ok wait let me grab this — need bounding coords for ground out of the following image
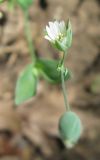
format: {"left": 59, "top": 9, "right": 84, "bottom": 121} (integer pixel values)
{"left": 0, "top": 0, "right": 100, "bottom": 159}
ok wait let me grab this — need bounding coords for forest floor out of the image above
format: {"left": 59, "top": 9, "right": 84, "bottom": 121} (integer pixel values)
{"left": 0, "top": 0, "right": 100, "bottom": 159}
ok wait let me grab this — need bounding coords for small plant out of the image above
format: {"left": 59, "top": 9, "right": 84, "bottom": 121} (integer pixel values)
{"left": 0, "top": 0, "right": 83, "bottom": 148}
{"left": 45, "top": 20, "right": 82, "bottom": 148}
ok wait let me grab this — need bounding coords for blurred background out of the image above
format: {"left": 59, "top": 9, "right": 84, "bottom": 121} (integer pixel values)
{"left": 0, "top": 0, "right": 100, "bottom": 159}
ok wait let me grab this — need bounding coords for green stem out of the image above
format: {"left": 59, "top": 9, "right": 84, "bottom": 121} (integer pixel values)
{"left": 60, "top": 52, "right": 66, "bottom": 66}
{"left": 61, "top": 66, "right": 70, "bottom": 111}
{"left": 60, "top": 51, "right": 70, "bottom": 111}
{"left": 23, "top": 10, "right": 36, "bottom": 64}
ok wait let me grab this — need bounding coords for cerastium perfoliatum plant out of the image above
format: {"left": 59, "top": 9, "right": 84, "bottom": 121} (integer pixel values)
{"left": 0, "top": 0, "right": 83, "bottom": 148}
{"left": 45, "top": 20, "right": 82, "bottom": 148}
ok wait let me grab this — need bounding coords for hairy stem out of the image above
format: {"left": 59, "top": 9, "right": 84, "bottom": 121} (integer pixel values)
{"left": 23, "top": 10, "right": 36, "bottom": 64}
{"left": 60, "top": 52, "right": 70, "bottom": 111}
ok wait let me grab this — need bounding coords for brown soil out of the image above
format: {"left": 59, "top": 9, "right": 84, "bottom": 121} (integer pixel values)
{"left": 0, "top": 0, "right": 100, "bottom": 160}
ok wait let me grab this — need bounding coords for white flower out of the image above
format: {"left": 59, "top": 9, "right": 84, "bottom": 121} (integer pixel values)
{"left": 45, "top": 20, "right": 72, "bottom": 51}
{"left": 45, "top": 21, "right": 66, "bottom": 42}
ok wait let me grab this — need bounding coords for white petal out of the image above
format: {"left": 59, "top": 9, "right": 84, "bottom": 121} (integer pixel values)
{"left": 54, "top": 21, "right": 60, "bottom": 34}
{"left": 45, "top": 20, "right": 67, "bottom": 42}
{"left": 46, "top": 27, "right": 55, "bottom": 40}
{"left": 59, "top": 21, "right": 66, "bottom": 33}
{"left": 49, "top": 22, "right": 58, "bottom": 39}
{"left": 49, "top": 22, "right": 54, "bottom": 28}
{"left": 44, "top": 35, "right": 52, "bottom": 41}
{"left": 48, "top": 21, "right": 59, "bottom": 39}
{"left": 46, "top": 26, "right": 53, "bottom": 38}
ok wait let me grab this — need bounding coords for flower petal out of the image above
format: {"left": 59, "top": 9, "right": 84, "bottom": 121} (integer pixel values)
{"left": 44, "top": 35, "right": 52, "bottom": 41}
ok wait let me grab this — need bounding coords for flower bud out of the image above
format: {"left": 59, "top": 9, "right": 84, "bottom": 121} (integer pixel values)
{"left": 59, "top": 111, "right": 83, "bottom": 148}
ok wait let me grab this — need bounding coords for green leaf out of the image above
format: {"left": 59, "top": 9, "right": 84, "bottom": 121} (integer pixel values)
{"left": 15, "top": 64, "right": 38, "bottom": 105}
{"left": 35, "top": 58, "right": 71, "bottom": 84}
{"left": 0, "top": 0, "right": 4, "bottom": 4}
{"left": 18, "top": 0, "right": 33, "bottom": 10}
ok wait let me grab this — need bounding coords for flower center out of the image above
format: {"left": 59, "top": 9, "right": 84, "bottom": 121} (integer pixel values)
{"left": 56, "top": 33, "right": 64, "bottom": 41}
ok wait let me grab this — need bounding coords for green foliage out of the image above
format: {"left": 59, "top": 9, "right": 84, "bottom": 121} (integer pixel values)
{"left": 18, "top": 0, "right": 33, "bottom": 10}
{"left": 0, "top": 0, "right": 33, "bottom": 10}
{"left": 35, "top": 58, "right": 71, "bottom": 84}
{"left": 59, "top": 111, "right": 82, "bottom": 148}
{"left": 15, "top": 58, "right": 71, "bottom": 105}
{"left": 0, "top": 0, "right": 4, "bottom": 4}
{"left": 15, "top": 64, "right": 38, "bottom": 105}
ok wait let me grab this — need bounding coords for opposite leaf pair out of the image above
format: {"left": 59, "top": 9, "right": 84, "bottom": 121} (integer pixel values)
{"left": 15, "top": 19, "right": 83, "bottom": 149}
{"left": 15, "top": 58, "right": 71, "bottom": 105}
